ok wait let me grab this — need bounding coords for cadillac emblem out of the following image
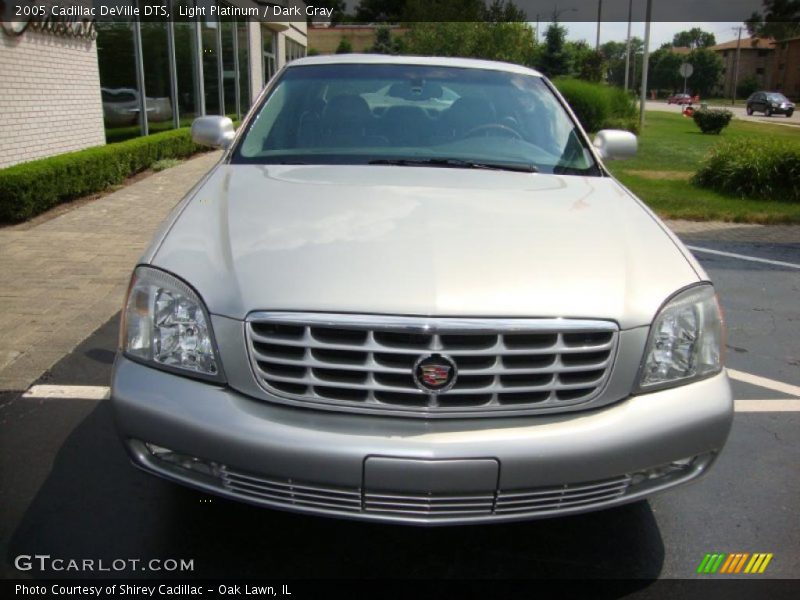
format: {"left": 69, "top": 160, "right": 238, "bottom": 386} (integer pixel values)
{"left": 413, "top": 354, "right": 457, "bottom": 393}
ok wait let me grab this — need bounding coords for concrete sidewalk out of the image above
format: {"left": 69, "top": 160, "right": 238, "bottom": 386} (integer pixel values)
{"left": 0, "top": 155, "right": 798, "bottom": 391}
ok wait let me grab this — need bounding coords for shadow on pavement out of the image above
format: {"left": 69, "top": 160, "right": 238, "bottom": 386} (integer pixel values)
{"left": 6, "top": 399, "right": 665, "bottom": 583}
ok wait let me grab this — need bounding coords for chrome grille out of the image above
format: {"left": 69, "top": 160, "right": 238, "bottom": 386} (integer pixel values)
{"left": 363, "top": 491, "right": 495, "bottom": 517}
{"left": 219, "top": 466, "right": 631, "bottom": 520}
{"left": 495, "top": 475, "right": 632, "bottom": 515}
{"left": 245, "top": 312, "right": 618, "bottom": 416}
{"left": 220, "top": 467, "right": 362, "bottom": 513}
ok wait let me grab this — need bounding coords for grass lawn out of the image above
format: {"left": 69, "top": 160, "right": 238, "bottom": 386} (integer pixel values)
{"left": 606, "top": 111, "right": 800, "bottom": 224}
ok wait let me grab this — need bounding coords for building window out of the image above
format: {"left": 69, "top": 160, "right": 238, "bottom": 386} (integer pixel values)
{"left": 141, "top": 21, "right": 176, "bottom": 135}
{"left": 236, "top": 19, "right": 251, "bottom": 113}
{"left": 756, "top": 67, "right": 765, "bottom": 75}
{"left": 778, "top": 63, "right": 785, "bottom": 71}
{"left": 201, "top": 17, "right": 221, "bottom": 115}
{"left": 285, "top": 38, "right": 305, "bottom": 64}
{"left": 174, "top": 15, "right": 202, "bottom": 125}
{"left": 96, "top": 21, "right": 141, "bottom": 143}
{"left": 262, "top": 26, "right": 277, "bottom": 84}
{"left": 95, "top": 1, "right": 256, "bottom": 141}
{"left": 757, "top": 49, "right": 768, "bottom": 57}
{"left": 221, "top": 18, "right": 237, "bottom": 119}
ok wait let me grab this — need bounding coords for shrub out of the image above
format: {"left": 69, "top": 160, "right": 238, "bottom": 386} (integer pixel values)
{"left": 693, "top": 139, "right": 800, "bottom": 202}
{"left": 553, "top": 78, "right": 611, "bottom": 132}
{"left": 335, "top": 37, "right": 352, "bottom": 54}
{"left": 692, "top": 108, "right": 733, "bottom": 134}
{"left": 601, "top": 117, "right": 639, "bottom": 135}
{"left": 0, "top": 128, "right": 205, "bottom": 223}
{"left": 553, "top": 78, "right": 637, "bottom": 133}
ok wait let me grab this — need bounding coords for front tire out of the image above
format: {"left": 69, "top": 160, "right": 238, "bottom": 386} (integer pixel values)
{"left": 787, "top": 110, "right": 794, "bottom": 118}
{"left": 746, "top": 105, "right": 753, "bottom": 115}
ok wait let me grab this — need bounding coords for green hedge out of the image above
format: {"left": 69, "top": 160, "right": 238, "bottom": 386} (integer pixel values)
{"left": 0, "top": 128, "right": 206, "bottom": 223}
{"left": 693, "top": 139, "right": 800, "bottom": 203}
{"left": 692, "top": 108, "right": 733, "bottom": 134}
{"left": 553, "top": 78, "right": 638, "bottom": 134}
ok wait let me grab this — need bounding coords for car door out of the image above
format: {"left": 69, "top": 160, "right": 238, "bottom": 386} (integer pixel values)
{"left": 755, "top": 93, "right": 766, "bottom": 111}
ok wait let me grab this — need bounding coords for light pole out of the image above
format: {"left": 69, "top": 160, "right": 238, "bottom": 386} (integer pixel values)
{"left": 596, "top": 0, "right": 603, "bottom": 51}
{"left": 639, "top": 0, "right": 653, "bottom": 130}
{"left": 623, "top": 0, "right": 633, "bottom": 90}
{"left": 732, "top": 26, "right": 743, "bottom": 105}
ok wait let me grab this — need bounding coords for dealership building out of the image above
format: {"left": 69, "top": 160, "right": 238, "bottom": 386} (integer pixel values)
{"left": 0, "top": 1, "right": 307, "bottom": 169}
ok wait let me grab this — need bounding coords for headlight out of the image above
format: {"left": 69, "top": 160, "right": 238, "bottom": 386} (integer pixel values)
{"left": 121, "top": 266, "right": 224, "bottom": 382}
{"left": 637, "top": 284, "right": 724, "bottom": 391}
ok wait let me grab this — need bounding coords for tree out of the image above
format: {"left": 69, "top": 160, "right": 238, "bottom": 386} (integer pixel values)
{"left": 404, "top": 22, "right": 537, "bottom": 66}
{"left": 367, "top": 25, "right": 406, "bottom": 54}
{"left": 483, "top": 0, "right": 526, "bottom": 22}
{"left": 355, "top": 0, "right": 406, "bottom": 21}
{"left": 564, "top": 40, "right": 605, "bottom": 82}
{"left": 746, "top": 0, "right": 800, "bottom": 41}
{"left": 672, "top": 28, "right": 716, "bottom": 49}
{"left": 686, "top": 48, "right": 724, "bottom": 97}
{"left": 357, "top": 0, "right": 486, "bottom": 22}
{"left": 578, "top": 49, "right": 607, "bottom": 83}
{"left": 648, "top": 47, "right": 684, "bottom": 93}
{"left": 538, "top": 21, "right": 571, "bottom": 78}
{"left": 601, "top": 38, "right": 642, "bottom": 88}
{"left": 335, "top": 37, "right": 353, "bottom": 54}
{"left": 737, "top": 75, "right": 759, "bottom": 98}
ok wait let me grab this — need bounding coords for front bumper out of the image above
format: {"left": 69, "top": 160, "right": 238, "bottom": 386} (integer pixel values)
{"left": 112, "top": 356, "right": 733, "bottom": 525}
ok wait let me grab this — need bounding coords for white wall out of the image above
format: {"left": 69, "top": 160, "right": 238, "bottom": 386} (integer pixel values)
{"left": 0, "top": 30, "right": 105, "bottom": 169}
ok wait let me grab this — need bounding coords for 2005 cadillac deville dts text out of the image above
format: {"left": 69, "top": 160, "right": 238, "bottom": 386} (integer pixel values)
{"left": 111, "top": 55, "right": 733, "bottom": 525}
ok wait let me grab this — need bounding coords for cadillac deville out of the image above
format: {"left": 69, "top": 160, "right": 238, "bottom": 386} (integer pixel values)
{"left": 112, "top": 55, "right": 733, "bottom": 525}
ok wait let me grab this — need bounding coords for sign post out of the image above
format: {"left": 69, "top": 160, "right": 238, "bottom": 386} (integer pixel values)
{"left": 679, "top": 62, "right": 694, "bottom": 95}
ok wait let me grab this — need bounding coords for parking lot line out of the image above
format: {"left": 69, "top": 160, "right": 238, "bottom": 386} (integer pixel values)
{"left": 735, "top": 400, "right": 800, "bottom": 412}
{"left": 22, "top": 385, "right": 110, "bottom": 400}
{"left": 687, "top": 245, "right": 800, "bottom": 270}
{"left": 727, "top": 369, "right": 800, "bottom": 397}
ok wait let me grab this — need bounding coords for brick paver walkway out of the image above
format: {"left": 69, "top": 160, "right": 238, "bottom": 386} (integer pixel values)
{"left": 0, "top": 152, "right": 220, "bottom": 390}
{"left": 0, "top": 156, "right": 798, "bottom": 391}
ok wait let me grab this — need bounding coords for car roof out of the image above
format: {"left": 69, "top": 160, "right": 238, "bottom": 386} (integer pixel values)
{"left": 286, "top": 53, "right": 544, "bottom": 78}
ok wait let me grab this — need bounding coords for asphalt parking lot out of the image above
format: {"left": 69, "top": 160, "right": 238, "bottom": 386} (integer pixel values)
{"left": 1, "top": 239, "right": 798, "bottom": 584}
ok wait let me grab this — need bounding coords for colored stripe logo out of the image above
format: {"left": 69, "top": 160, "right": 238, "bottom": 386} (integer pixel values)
{"left": 697, "top": 553, "right": 773, "bottom": 574}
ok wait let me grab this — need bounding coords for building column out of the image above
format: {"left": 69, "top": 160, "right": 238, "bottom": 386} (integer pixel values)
{"left": 247, "top": 20, "right": 263, "bottom": 103}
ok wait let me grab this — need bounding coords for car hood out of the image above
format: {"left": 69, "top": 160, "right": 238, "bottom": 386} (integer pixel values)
{"left": 150, "top": 164, "right": 699, "bottom": 329}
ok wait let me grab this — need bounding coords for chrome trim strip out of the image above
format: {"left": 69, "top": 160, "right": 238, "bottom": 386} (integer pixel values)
{"left": 247, "top": 311, "right": 618, "bottom": 334}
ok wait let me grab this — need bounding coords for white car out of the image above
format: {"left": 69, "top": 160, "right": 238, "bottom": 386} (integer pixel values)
{"left": 112, "top": 55, "right": 733, "bottom": 525}
{"left": 101, "top": 87, "right": 173, "bottom": 126}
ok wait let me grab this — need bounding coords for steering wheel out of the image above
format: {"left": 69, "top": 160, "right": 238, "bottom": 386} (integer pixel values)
{"left": 464, "top": 123, "right": 523, "bottom": 140}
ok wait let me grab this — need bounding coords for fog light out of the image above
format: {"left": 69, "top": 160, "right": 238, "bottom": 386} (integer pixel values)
{"left": 145, "top": 442, "right": 221, "bottom": 478}
{"left": 630, "top": 456, "right": 697, "bottom": 486}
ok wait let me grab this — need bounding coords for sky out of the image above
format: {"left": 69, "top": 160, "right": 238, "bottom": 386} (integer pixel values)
{"left": 536, "top": 21, "right": 747, "bottom": 48}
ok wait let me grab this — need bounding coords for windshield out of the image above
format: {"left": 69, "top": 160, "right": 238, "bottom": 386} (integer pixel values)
{"left": 766, "top": 93, "right": 789, "bottom": 102}
{"left": 232, "top": 63, "right": 600, "bottom": 175}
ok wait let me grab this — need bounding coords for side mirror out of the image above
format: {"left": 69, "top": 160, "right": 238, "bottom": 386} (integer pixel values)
{"left": 593, "top": 129, "right": 637, "bottom": 161}
{"left": 191, "top": 116, "right": 235, "bottom": 149}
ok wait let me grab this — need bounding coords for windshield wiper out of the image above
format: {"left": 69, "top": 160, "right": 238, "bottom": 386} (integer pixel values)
{"left": 368, "top": 158, "right": 537, "bottom": 173}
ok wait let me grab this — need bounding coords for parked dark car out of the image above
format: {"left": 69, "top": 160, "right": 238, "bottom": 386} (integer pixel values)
{"left": 746, "top": 91, "right": 795, "bottom": 117}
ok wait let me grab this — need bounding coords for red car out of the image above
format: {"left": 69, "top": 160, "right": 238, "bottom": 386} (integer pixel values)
{"left": 667, "top": 93, "right": 698, "bottom": 105}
